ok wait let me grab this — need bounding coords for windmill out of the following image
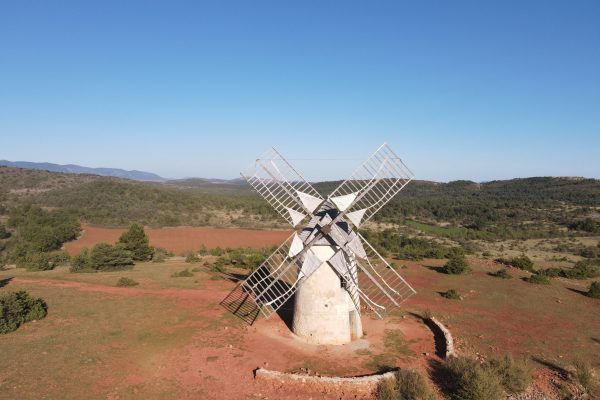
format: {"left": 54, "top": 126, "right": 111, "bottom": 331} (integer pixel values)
{"left": 222, "top": 143, "right": 416, "bottom": 345}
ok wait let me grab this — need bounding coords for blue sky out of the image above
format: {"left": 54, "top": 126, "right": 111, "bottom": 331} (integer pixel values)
{"left": 1, "top": 1, "right": 598, "bottom": 181}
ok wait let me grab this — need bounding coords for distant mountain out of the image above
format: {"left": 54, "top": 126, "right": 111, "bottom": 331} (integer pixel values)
{"left": 0, "top": 160, "right": 165, "bottom": 182}
{"left": 167, "top": 177, "right": 246, "bottom": 186}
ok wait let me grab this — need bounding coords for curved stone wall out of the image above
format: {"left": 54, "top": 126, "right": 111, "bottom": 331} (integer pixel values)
{"left": 255, "top": 367, "right": 398, "bottom": 399}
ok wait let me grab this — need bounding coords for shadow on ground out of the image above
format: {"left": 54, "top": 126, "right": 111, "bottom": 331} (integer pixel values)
{"left": 408, "top": 311, "right": 446, "bottom": 359}
{"left": 0, "top": 277, "right": 13, "bottom": 288}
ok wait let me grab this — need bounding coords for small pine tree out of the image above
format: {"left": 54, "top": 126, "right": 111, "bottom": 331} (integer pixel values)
{"left": 90, "top": 243, "right": 134, "bottom": 270}
{"left": 118, "top": 224, "right": 153, "bottom": 261}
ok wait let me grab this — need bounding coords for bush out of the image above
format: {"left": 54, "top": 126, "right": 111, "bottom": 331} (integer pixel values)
{"left": 587, "top": 281, "right": 600, "bottom": 299}
{"left": 496, "top": 255, "right": 534, "bottom": 272}
{"left": 441, "top": 254, "right": 471, "bottom": 275}
{"left": 116, "top": 277, "right": 139, "bottom": 287}
{"left": 90, "top": 243, "right": 134, "bottom": 270}
{"left": 6, "top": 205, "right": 80, "bottom": 257}
{"left": 0, "top": 290, "right": 48, "bottom": 334}
{"left": 376, "top": 369, "right": 434, "bottom": 400}
{"left": 444, "top": 356, "right": 505, "bottom": 400}
{"left": 362, "top": 229, "right": 464, "bottom": 261}
{"left": 70, "top": 248, "right": 94, "bottom": 272}
{"left": 490, "top": 269, "right": 512, "bottom": 279}
{"left": 48, "top": 250, "right": 70, "bottom": 266}
{"left": 524, "top": 274, "right": 551, "bottom": 285}
{"left": 117, "top": 223, "right": 153, "bottom": 261}
{"left": 24, "top": 252, "right": 52, "bottom": 271}
{"left": 487, "top": 355, "right": 532, "bottom": 394}
{"left": 539, "top": 259, "right": 600, "bottom": 280}
{"left": 70, "top": 244, "right": 133, "bottom": 272}
{"left": 171, "top": 268, "right": 194, "bottom": 278}
{"left": 185, "top": 252, "right": 200, "bottom": 263}
{"left": 441, "top": 289, "right": 461, "bottom": 300}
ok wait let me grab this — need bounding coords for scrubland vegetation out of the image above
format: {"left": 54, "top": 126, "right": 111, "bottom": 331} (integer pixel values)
{"left": 0, "top": 290, "right": 47, "bottom": 334}
{"left": 1, "top": 167, "right": 599, "bottom": 399}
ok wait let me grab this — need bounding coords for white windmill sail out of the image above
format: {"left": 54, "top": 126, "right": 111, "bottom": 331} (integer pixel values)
{"left": 222, "top": 143, "right": 417, "bottom": 324}
{"left": 241, "top": 147, "right": 323, "bottom": 227}
{"left": 327, "top": 143, "right": 414, "bottom": 227}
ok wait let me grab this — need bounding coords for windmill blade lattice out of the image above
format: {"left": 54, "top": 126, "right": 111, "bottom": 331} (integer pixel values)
{"left": 241, "top": 147, "right": 324, "bottom": 227}
{"left": 328, "top": 143, "right": 414, "bottom": 228}
{"left": 352, "top": 233, "right": 416, "bottom": 317}
{"left": 222, "top": 143, "right": 417, "bottom": 326}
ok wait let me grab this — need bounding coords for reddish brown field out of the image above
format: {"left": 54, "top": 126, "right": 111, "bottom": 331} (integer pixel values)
{"left": 1, "top": 249, "right": 598, "bottom": 399}
{"left": 64, "top": 225, "right": 292, "bottom": 255}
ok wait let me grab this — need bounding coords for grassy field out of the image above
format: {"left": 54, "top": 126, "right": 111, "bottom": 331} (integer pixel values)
{"left": 1, "top": 253, "right": 598, "bottom": 399}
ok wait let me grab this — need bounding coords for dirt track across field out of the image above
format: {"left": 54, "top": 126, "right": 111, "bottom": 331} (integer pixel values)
{"left": 64, "top": 225, "right": 293, "bottom": 255}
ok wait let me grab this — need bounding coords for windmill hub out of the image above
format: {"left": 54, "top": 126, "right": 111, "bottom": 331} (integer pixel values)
{"left": 222, "top": 144, "right": 417, "bottom": 346}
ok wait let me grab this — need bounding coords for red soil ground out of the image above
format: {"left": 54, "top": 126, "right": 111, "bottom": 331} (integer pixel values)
{"left": 64, "top": 225, "right": 293, "bottom": 255}
{"left": 9, "top": 276, "right": 437, "bottom": 400}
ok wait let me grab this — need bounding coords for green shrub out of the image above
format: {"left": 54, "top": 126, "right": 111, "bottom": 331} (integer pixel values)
{"left": 70, "top": 244, "right": 133, "bottom": 272}
{"left": 524, "top": 274, "right": 551, "bottom": 285}
{"left": 587, "top": 281, "right": 600, "bottom": 299}
{"left": 441, "top": 289, "right": 461, "bottom": 300}
{"left": 6, "top": 205, "right": 80, "bottom": 257}
{"left": 444, "top": 356, "right": 505, "bottom": 400}
{"left": 487, "top": 355, "right": 532, "bottom": 394}
{"left": 362, "top": 229, "right": 464, "bottom": 261}
{"left": 116, "top": 277, "right": 139, "bottom": 287}
{"left": 496, "top": 255, "right": 534, "bottom": 272}
{"left": 117, "top": 223, "right": 153, "bottom": 261}
{"left": 568, "top": 218, "right": 600, "bottom": 233}
{"left": 0, "top": 290, "right": 47, "bottom": 334}
{"left": 539, "top": 259, "right": 600, "bottom": 280}
{"left": 441, "top": 254, "right": 471, "bottom": 275}
{"left": 490, "top": 269, "right": 512, "bottom": 279}
{"left": 70, "top": 248, "right": 94, "bottom": 272}
{"left": 171, "top": 268, "right": 194, "bottom": 278}
{"left": 24, "top": 252, "right": 52, "bottom": 271}
{"left": 90, "top": 243, "right": 134, "bottom": 270}
{"left": 376, "top": 369, "right": 434, "bottom": 400}
{"left": 48, "top": 250, "right": 70, "bottom": 266}
{"left": 185, "top": 252, "right": 200, "bottom": 263}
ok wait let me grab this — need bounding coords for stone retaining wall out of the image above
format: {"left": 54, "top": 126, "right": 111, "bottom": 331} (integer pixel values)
{"left": 255, "top": 368, "right": 398, "bottom": 399}
{"left": 429, "top": 316, "right": 456, "bottom": 358}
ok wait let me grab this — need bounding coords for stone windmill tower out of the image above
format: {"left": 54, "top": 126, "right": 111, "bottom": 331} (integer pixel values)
{"left": 222, "top": 143, "right": 416, "bottom": 345}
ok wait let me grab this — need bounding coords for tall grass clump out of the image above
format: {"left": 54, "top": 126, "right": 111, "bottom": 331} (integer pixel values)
{"left": 573, "top": 358, "right": 597, "bottom": 394}
{"left": 487, "top": 355, "right": 532, "bottom": 394}
{"left": 376, "top": 369, "right": 434, "bottom": 400}
{"left": 116, "top": 277, "right": 139, "bottom": 287}
{"left": 171, "top": 268, "right": 194, "bottom": 278}
{"left": 444, "top": 356, "right": 505, "bottom": 400}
